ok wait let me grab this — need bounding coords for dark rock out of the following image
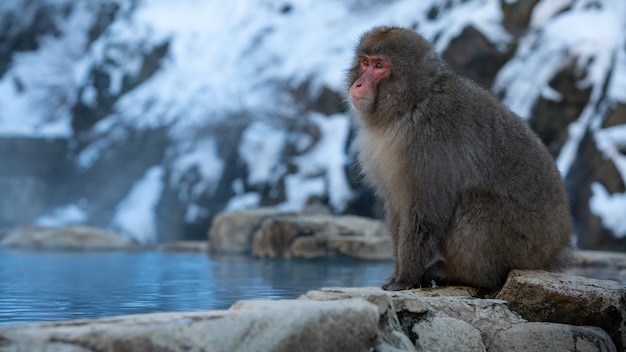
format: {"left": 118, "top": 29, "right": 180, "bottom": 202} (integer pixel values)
{"left": 530, "top": 59, "right": 592, "bottom": 157}
{"left": 566, "top": 130, "right": 626, "bottom": 251}
{"left": 501, "top": 0, "right": 541, "bottom": 36}
{"left": 442, "top": 25, "right": 512, "bottom": 89}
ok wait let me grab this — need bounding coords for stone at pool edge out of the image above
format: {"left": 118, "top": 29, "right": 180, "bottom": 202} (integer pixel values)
{"left": 495, "top": 269, "right": 626, "bottom": 351}
{"left": 0, "top": 225, "right": 135, "bottom": 250}
{"left": 1, "top": 270, "right": 621, "bottom": 352}
{"left": 207, "top": 207, "right": 392, "bottom": 260}
{"left": 207, "top": 207, "right": 298, "bottom": 254}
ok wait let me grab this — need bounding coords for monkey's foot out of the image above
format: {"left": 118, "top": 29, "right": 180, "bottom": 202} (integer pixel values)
{"left": 382, "top": 280, "right": 419, "bottom": 291}
{"left": 381, "top": 275, "right": 397, "bottom": 290}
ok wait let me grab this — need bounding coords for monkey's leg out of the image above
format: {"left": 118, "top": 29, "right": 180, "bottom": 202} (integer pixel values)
{"left": 384, "top": 216, "right": 440, "bottom": 291}
{"left": 382, "top": 209, "right": 401, "bottom": 289}
{"left": 438, "top": 192, "right": 516, "bottom": 289}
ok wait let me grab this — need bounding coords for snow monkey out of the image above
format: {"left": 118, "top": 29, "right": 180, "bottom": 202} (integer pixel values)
{"left": 347, "top": 26, "right": 573, "bottom": 291}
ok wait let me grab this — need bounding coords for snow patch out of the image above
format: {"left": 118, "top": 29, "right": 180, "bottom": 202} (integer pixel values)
{"left": 226, "top": 193, "right": 262, "bottom": 211}
{"left": 594, "top": 125, "right": 626, "bottom": 184}
{"left": 171, "top": 138, "right": 224, "bottom": 201}
{"left": 111, "top": 165, "right": 164, "bottom": 244}
{"left": 293, "top": 113, "right": 353, "bottom": 212}
{"left": 239, "top": 122, "right": 287, "bottom": 185}
{"left": 279, "top": 174, "right": 325, "bottom": 212}
{"left": 36, "top": 203, "right": 88, "bottom": 227}
{"left": 0, "top": 2, "right": 95, "bottom": 137}
{"left": 589, "top": 182, "right": 626, "bottom": 238}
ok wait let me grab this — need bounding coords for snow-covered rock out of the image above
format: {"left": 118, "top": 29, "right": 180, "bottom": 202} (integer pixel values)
{"left": 0, "top": 0, "right": 625, "bottom": 249}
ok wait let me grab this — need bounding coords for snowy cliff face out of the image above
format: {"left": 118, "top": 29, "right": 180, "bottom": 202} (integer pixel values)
{"left": 0, "top": 0, "right": 625, "bottom": 248}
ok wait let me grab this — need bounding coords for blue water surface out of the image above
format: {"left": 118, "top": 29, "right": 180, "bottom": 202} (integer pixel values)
{"left": 0, "top": 249, "right": 393, "bottom": 326}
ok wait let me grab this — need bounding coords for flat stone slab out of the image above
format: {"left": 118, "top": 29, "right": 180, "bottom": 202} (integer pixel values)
{"left": 0, "top": 225, "right": 134, "bottom": 250}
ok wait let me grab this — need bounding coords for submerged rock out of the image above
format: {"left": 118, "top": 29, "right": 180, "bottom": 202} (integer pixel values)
{"left": 1, "top": 271, "right": 622, "bottom": 351}
{"left": 0, "top": 225, "right": 134, "bottom": 250}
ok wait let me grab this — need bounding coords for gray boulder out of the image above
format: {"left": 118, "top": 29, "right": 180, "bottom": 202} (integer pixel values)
{"left": 207, "top": 207, "right": 295, "bottom": 254}
{"left": 252, "top": 214, "right": 391, "bottom": 259}
{"left": 305, "top": 284, "right": 618, "bottom": 352}
{"left": 489, "top": 323, "right": 615, "bottom": 352}
{"left": 0, "top": 298, "right": 399, "bottom": 352}
{"left": 207, "top": 208, "right": 391, "bottom": 260}
{"left": 496, "top": 269, "right": 626, "bottom": 351}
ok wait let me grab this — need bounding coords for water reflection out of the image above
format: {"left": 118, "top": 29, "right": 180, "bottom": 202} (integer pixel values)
{"left": 0, "top": 249, "right": 393, "bottom": 326}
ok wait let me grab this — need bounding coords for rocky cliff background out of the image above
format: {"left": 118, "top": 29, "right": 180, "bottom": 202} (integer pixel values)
{"left": 0, "top": 0, "right": 625, "bottom": 249}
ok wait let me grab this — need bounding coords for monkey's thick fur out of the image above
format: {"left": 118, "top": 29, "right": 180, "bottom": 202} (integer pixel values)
{"left": 347, "top": 27, "right": 573, "bottom": 291}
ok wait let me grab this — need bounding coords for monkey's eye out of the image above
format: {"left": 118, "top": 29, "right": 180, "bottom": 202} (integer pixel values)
{"left": 375, "top": 62, "right": 383, "bottom": 69}
{"left": 362, "top": 58, "right": 369, "bottom": 67}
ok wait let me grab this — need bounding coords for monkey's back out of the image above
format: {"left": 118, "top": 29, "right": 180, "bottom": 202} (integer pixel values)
{"left": 432, "top": 75, "right": 573, "bottom": 280}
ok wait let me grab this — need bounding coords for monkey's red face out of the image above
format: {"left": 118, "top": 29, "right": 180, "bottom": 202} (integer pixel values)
{"left": 350, "top": 55, "right": 391, "bottom": 111}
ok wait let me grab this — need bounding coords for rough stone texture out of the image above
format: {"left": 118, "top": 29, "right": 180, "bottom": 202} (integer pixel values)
{"left": 252, "top": 214, "right": 391, "bottom": 259}
{"left": 0, "top": 225, "right": 134, "bottom": 250}
{"left": 207, "top": 207, "right": 294, "bottom": 254}
{"left": 489, "top": 323, "right": 616, "bottom": 352}
{"left": 304, "top": 285, "right": 618, "bottom": 352}
{"left": 300, "top": 287, "right": 416, "bottom": 351}
{"left": 412, "top": 317, "right": 485, "bottom": 352}
{"left": 0, "top": 298, "right": 394, "bottom": 352}
{"left": 496, "top": 269, "right": 626, "bottom": 351}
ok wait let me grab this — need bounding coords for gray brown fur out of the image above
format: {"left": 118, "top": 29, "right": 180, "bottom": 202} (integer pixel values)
{"left": 347, "top": 26, "right": 573, "bottom": 290}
